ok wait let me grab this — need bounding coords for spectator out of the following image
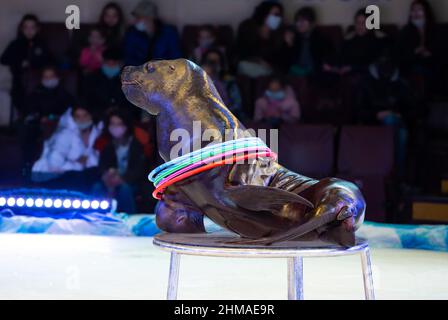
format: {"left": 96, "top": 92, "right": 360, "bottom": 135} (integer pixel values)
{"left": 254, "top": 75, "right": 301, "bottom": 127}
{"left": 82, "top": 48, "right": 133, "bottom": 117}
{"left": 397, "top": 0, "right": 436, "bottom": 76}
{"left": 20, "top": 66, "right": 74, "bottom": 177}
{"left": 236, "top": 0, "right": 285, "bottom": 78}
{"left": 92, "top": 108, "right": 147, "bottom": 213}
{"left": 98, "top": 2, "right": 126, "bottom": 48}
{"left": 201, "top": 49, "right": 243, "bottom": 118}
{"left": 355, "top": 53, "right": 416, "bottom": 173}
{"left": 79, "top": 27, "right": 106, "bottom": 74}
{"left": 31, "top": 104, "right": 102, "bottom": 190}
{"left": 1, "top": 14, "right": 50, "bottom": 113}
{"left": 192, "top": 25, "right": 224, "bottom": 63}
{"left": 123, "top": 0, "right": 181, "bottom": 66}
{"left": 283, "top": 7, "right": 333, "bottom": 77}
{"left": 330, "top": 9, "right": 387, "bottom": 76}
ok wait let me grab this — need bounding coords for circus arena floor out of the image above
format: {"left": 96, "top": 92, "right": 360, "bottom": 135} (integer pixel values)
{"left": 0, "top": 233, "right": 447, "bottom": 300}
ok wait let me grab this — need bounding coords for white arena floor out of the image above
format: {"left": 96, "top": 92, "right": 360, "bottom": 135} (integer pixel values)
{"left": 0, "top": 233, "right": 447, "bottom": 300}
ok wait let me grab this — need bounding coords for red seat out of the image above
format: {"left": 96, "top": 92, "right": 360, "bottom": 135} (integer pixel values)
{"left": 337, "top": 126, "right": 394, "bottom": 222}
{"left": 278, "top": 124, "right": 335, "bottom": 178}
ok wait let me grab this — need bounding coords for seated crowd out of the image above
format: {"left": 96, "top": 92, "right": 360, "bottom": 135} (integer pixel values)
{"left": 1, "top": 0, "right": 447, "bottom": 212}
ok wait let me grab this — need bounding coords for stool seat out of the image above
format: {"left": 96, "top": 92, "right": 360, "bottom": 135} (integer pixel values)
{"left": 153, "top": 231, "right": 375, "bottom": 300}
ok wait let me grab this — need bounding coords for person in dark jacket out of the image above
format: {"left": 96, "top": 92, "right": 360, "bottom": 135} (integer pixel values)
{"left": 282, "top": 7, "right": 333, "bottom": 77}
{"left": 1, "top": 14, "right": 51, "bottom": 113}
{"left": 123, "top": 0, "right": 181, "bottom": 66}
{"left": 82, "top": 48, "right": 134, "bottom": 117}
{"left": 396, "top": 0, "right": 436, "bottom": 73}
{"left": 236, "top": 0, "right": 285, "bottom": 77}
{"left": 20, "top": 66, "right": 74, "bottom": 177}
{"left": 92, "top": 108, "right": 147, "bottom": 213}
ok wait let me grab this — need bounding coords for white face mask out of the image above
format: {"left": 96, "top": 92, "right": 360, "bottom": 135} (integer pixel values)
{"left": 42, "top": 78, "right": 59, "bottom": 89}
{"left": 135, "top": 21, "right": 147, "bottom": 32}
{"left": 412, "top": 18, "right": 426, "bottom": 29}
{"left": 266, "top": 14, "right": 282, "bottom": 30}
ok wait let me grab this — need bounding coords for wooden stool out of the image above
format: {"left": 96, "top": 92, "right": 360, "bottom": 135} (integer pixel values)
{"left": 153, "top": 232, "right": 375, "bottom": 300}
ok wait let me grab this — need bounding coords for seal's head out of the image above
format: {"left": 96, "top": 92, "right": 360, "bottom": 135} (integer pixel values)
{"left": 121, "top": 59, "right": 207, "bottom": 115}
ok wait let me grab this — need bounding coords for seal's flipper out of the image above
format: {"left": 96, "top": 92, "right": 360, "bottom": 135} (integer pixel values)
{"left": 319, "top": 222, "right": 356, "bottom": 247}
{"left": 224, "top": 185, "right": 314, "bottom": 213}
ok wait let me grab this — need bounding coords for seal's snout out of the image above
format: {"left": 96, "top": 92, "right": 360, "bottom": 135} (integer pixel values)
{"left": 121, "top": 66, "right": 135, "bottom": 84}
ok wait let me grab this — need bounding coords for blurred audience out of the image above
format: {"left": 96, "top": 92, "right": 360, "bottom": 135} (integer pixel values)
{"left": 1, "top": 14, "right": 50, "bottom": 113}
{"left": 236, "top": 0, "right": 285, "bottom": 77}
{"left": 98, "top": 2, "right": 126, "bottom": 48}
{"left": 93, "top": 108, "right": 147, "bottom": 213}
{"left": 123, "top": 0, "right": 181, "bottom": 66}
{"left": 79, "top": 27, "right": 106, "bottom": 74}
{"left": 254, "top": 74, "right": 300, "bottom": 127}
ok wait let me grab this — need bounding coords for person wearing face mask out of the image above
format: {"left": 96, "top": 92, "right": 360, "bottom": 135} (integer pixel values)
{"left": 92, "top": 108, "right": 147, "bottom": 213}
{"left": 396, "top": 0, "right": 436, "bottom": 77}
{"left": 31, "top": 104, "right": 102, "bottom": 191}
{"left": 236, "top": 1, "right": 285, "bottom": 78}
{"left": 123, "top": 0, "right": 181, "bottom": 66}
{"left": 19, "top": 66, "right": 74, "bottom": 178}
{"left": 254, "top": 75, "right": 301, "bottom": 127}
{"left": 1, "top": 14, "right": 51, "bottom": 113}
{"left": 82, "top": 48, "right": 135, "bottom": 117}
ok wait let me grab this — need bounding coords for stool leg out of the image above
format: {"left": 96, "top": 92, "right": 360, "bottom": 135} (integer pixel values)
{"left": 167, "top": 252, "right": 181, "bottom": 300}
{"left": 287, "top": 256, "right": 304, "bottom": 300}
{"left": 360, "top": 247, "right": 375, "bottom": 300}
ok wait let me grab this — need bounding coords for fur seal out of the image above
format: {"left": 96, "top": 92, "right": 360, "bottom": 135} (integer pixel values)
{"left": 121, "top": 59, "right": 365, "bottom": 246}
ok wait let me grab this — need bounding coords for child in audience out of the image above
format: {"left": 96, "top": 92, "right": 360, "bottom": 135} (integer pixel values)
{"left": 92, "top": 108, "right": 147, "bottom": 213}
{"left": 98, "top": 2, "right": 126, "bottom": 48}
{"left": 79, "top": 27, "right": 106, "bottom": 74}
{"left": 1, "top": 14, "right": 50, "bottom": 113}
{"left": 254, "top": 75, "right": 301, "bottom": 127}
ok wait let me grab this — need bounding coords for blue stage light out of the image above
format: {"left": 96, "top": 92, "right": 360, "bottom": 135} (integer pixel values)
{"left": 91, "top": 200, "right": 100, "bottom": 210}
{"left": 100, "top": 200, "right": 109, "bottom": 210}
{"left": 35, "top": 198, "right": 44, "bottom": 208}
{"left": 0, "top": 197, "right": 6, "bottom": 206}
{"left": 44, "top": 199, "right": 53, "bottom": 208}
{"left": 81, "top": 200, "right": 90, "bottom": 209}
{"left": 16, "top": 198, "right": 25, "bottom": 207}
{"left": 63, "top": 199, "right": 71, "bottom": 208}
{"left": 26, "top": 198, "right": 34, "bottom": 207}
{"left": 54, "top": 199, "right": 62, "bottom": 208}
{"left": 7, "top": 197, "right": 16, "bottom": 207}
{"left": 72, "top": 200, "right": 81, "bottom": 209}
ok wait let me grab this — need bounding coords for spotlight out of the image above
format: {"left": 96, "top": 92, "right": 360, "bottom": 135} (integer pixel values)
{"left": 81, "top": 200, "right": 90, "bottom": 209}
{"left": 35, "top": 198, "right": 44, "bottom": 208}
{"left": 53, "top": 199, "right": 62, "bottom": 208}
{"left": 100, "top": 200, "right": 109, "bottom": 210}
{"left": 7, "top": 197, "right": 16, "bottom": 207}
{"left": 44, "top": 198, "right": 53, "bottom": 208}
{"left": 72, "top": 200, "right": 81, "bottom": 209}
{"left": 63, "top": 199, "right": 71, "bottom": 208}
{"left": 16, "top": 198, "right": 25, "bottom": 207}
{"left": 26, "top": 198, "right": 34, "bottom": 207}
{"left": 0, "top": 197, "right": 6, "bottom": 206}
{"left": 91, "top": 200, "right": 100, "bottom": 210}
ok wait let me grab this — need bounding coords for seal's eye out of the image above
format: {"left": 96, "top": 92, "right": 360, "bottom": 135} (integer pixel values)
{"left": 169, "top": 65, "right": 175, "bottom": 71}
{"left": 146, "top": 64, "right": 155, "bottom": 73}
